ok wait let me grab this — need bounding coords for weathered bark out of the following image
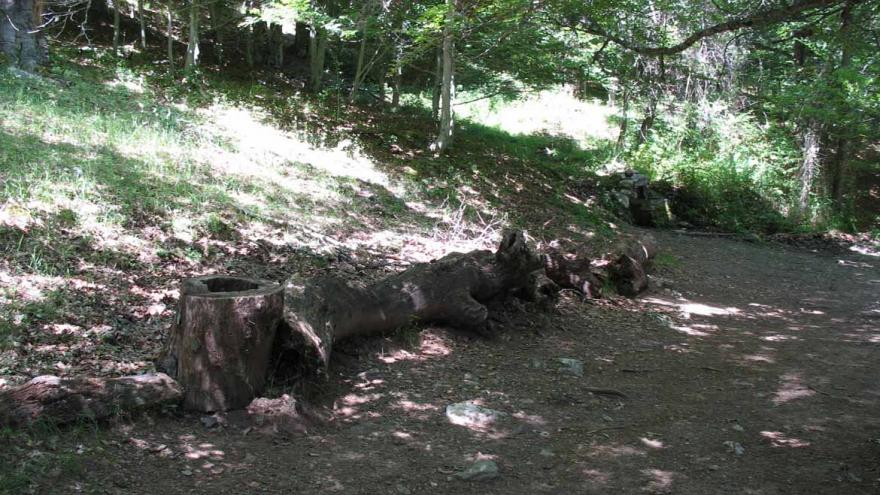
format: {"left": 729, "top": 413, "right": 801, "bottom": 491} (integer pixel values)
{"left": 391, "top": 44, "right": 402, "bottom": 107}
{"left": 431, "top": 47, "right": 442, "bottom": 119}
{"left": 0, "top": 374, "right": 182, "bottom": 426}
{"left": 138, "top": 0, "right": 146, "bottom": 49}
{"left": 610, "top": 236, "right": 657, "bottom": 296}
{"left": 113, "top": 0, "right": 121, "bottom": 55}
{"left": 435, "top": 0, "right": 455, "bottom": 152}
{"left": 797, "top": 122, "right": 821, "bottom": 221}
{"left": 543, "top": 253, "right": 602, "bottom": 298}
{"left": 167, "top": 4, "right": 175, "bottom": 75}
{"left": 0, "top": 0, "right": 47, "bottom": 70}
{"left": 349, "top": 2, "right": 370, "bottom": 103}
{"left": 308, "top": 25, "right": 327, "bottom": 91}
{"left": 159, "top": 275, "right": 284, "bottom": 412}
{"left": 283, "top": 231, "right": 549, "bottom": 368}
{"left": 616, "top": 87, "right": 630, "bottom": 151}
{"left": 270, "top": 23, "right": 283, "bottom": 68}
{"left": 185, "top": 0, "right": 200, "bottom": 69}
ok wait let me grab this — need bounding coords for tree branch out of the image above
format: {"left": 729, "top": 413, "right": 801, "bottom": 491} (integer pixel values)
{"left": 575, "top": 0, "right": 858, "bottom": 57}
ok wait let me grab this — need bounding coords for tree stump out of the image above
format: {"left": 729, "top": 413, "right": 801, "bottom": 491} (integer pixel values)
{"left": 161, "top": 276, "right": 284, "bottom": 412}
{"left": 0, "top": 373, "right": 182, "bottom": 426}
{"left": 282, "top": 230, "right": 552, "bottom": 368}
{"left": 611, "top": 236, "right": 657, "bottom": 296}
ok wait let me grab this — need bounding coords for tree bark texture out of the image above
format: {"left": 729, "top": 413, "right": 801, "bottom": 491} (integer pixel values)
{"left": 0, "top": 373, "right": 182, "bottom": 426}
{"left": 185, "top": 0, "right": 200, "bottom": 69}
{"left": 283, "top": 231, "right": 549, "bottom": 368}
{"left": 0, "top": 0, "right": 47, "bottom": 70}
{"left": 309, "top": 25, "right": 327, "bottom": 91}
{"left": 610, "top": 236, "right": 657, "bottom": 296}
{"left": 160, "top": 275, "right": 283, "bottom": 412}
{"left": 435, "top": 0, "right": 455, "bottom": 152}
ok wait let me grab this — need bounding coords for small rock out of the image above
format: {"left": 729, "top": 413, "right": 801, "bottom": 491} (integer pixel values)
{"left": 539, "top": 449, "right": 555, "bottom": 457}
{"left": 455, "top": 460, "right": 499, "bottom": 481}
{"left": 201, "top": 414, "right": 221, "bottom": 429}
{"left": 181, "top": 469, "right": 193, "bottom": 476}
{"left": 723, "top": 440, "right": 745, "bottom": 456}
{"left": 731, "top": 424, "right": 744, "bottom": 432}
{"left": 557, "top": 358, "right": 584, "bottom": 377}
{"left": 446, "top": 402, "right": 505, "bottom": 428}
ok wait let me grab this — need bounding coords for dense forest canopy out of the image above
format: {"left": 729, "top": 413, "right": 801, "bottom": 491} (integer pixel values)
{"left": 1, "top": 0, "right": 878, "bottom": 231}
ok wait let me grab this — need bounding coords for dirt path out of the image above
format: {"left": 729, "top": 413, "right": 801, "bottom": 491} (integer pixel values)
{"left": 37, "top": 232, "right": 880, "bottom": 494}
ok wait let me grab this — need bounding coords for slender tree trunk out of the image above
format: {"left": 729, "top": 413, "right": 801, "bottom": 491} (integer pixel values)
{"left": 435, "top": 0, "right": 456, "bottom": 152}
{"left": 350, "top": 35, "right": 368, "bottom": 102}
{"left": 271, "top": 23, "right": 283, "bottom": 69}
{"left": 636, "top": 98, "right": 656, "bottom": 146}
{"left": 826, "top": 0, "right": 855, "bottom": 208}
{"left": 208, "top": 0, "right": 224, "bottom": 64}
{"left": 391, "top": 43, "right": 402, "bottom": 107}
{"left": 309, "top": 25, "right": 327, "bottom": 92}
{"left": 797, "top": 122, "right": 821, "bottom": 221}
{"left": 167, "top": 4, "right": 175, "bottom": 75}
{"left": 185, "top": 0, "right": 200, "bottom": 70}
{"left": 113, "top": 0, "right": 121, "bottom": 55}
{"left": 138, "top": 0, "right": 146, "bottom": 48}
{"left": 616, "top": 87, "right": 630, "bottom": 151}
{"left": 431, "top": 46, "right": 442, "bottom": 120}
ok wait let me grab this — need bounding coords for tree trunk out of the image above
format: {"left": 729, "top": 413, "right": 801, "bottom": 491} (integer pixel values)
{"left": 350, "top": 35, "right": 367, "bottom": 102}
{"left": 113, "top": 0, "right": 121, "bottom": 55}
{"left": 138, "top": 0, "right": 146, "bottom": 49}
{"left": 308, "top": 25, "right": 327, "bottom": 92}
{"left": 159, "top": 276, "right": 284, "bottom": 412}
{"left": 391, "top": 44, "right": 402, "bottom": 107}
{"left": 435, "top": 0, "right": 455, "bottom": 152}
{"left": 616, "top": 87, "right": 630, "bottom": 151}
{"left": 185, "top": 0, "right": 200, "bottom": 70}
{"left": 208, "top": 0, "right": 224, "bottom": 64}
{"left": 0, "top": 0, "right": 46, "bottom": 70}
{"left": 610, "top": 236, "right": 658, "bottom": 296}
{"left": 431, "top": 46, "right": 442, "bottom": 119}
{"left": 825, "top": 0, "right": 855, "bottom": 209}
{"left": 167, "top": 4, "right": 175, "bottom": 75}
{"left": 797, "top": 122, "right": 821, "bottom": 222}
{"left": 271, "top": 23, "right": 283, "bottom": 69}
{"left": 282, "top": 231, "right": 551, "bottom": 368}
{"left": 0, "top": 374, "right": 182, "bottom": 426}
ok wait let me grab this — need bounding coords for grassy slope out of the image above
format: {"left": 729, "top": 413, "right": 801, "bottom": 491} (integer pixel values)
{"left": 0, "top": 44, "right": 620, "bottom": 384}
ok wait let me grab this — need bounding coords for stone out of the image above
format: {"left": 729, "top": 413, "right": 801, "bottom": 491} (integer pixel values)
{"left": 445, "top": 402, "right": 505, "bottom": 428}
{"left": 454, "top": 460, "right": 499, "bottom": 481}
{"left": 557, "top": 358, "right": 584, "bottom": 377}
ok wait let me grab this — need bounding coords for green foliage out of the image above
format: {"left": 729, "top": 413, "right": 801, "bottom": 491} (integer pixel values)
{"left": 627, "top": 103, "right": 798, "bottom": 233}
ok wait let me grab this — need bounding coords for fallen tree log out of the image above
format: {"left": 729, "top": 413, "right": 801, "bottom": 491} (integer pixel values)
{"left": 0, "top": 373, "right": 182, "bottom": 426}
{"left": 283, "top": 230, "right": 553, "bottom": 367}
{"left": 158, "top": 275, "right": 284, "bottom": 412}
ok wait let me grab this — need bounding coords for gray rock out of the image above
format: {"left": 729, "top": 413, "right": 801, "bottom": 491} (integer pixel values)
{"left": 557, "top": 358, "right": 584, "bottom": 377}
{"left": 201, "top": 414, "right": 221, "bottom": 429}
{"left": 446, "top": 402, "right": 505, "bottom": 428}
{"left": 455, "top": 460, "right": 499, "bottom": 481}
{"left": 723, "top": 440, "right": 745, "bottom": 456}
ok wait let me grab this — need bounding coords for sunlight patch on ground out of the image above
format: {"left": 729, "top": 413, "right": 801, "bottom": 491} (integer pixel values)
{"left": 772, "top": 372, "right": 815, "bottom": 405}
{"left": 761, "top": 431, "right": 811, "bottom": 448}
{"left": 644, "top": 297, "right": 740, "bottom": 318}
{"left": 204, "top": 105, "right": 393, "bottom": 188}
{"left": 457, "top": 88, "right": 617, "bottom": 145}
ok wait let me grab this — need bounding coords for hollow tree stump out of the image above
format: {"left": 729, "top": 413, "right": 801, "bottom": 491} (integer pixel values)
{"left": 283, "top": 230, "right": 553, "bottom": 368}
{"left": 0, "top": 373, "right": 182, "bottom": 426}
{"left": 160, "top": 276, "right": 284, "bottom": 412}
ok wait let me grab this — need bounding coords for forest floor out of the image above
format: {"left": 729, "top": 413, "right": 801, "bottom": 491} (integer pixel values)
{"left": 9, "top": 230, "right": 879, "bottom": 494}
